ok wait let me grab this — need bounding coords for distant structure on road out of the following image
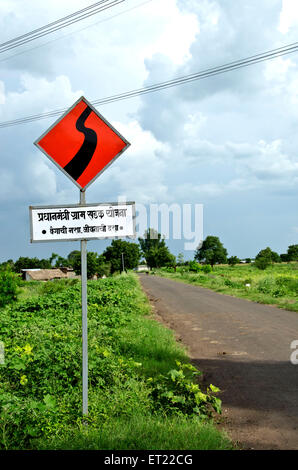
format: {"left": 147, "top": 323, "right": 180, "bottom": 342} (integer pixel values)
{"left": 134, "top": 265, "right": 149, "bottom": 273}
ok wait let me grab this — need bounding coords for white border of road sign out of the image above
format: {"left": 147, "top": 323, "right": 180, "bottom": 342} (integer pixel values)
{"left": 34, "top": 96, "right": 131, "bottom": 190}
{"left": 29, "top": 202, "right": 136, "bottom": 243}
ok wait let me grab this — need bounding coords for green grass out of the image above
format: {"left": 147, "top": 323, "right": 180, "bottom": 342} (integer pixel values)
{"left": 117, "top": 314, "right": 187, "bottom": 377}
{"left": 0, "top": 273, "right": 231, "bottom": 450}
{"left": 37, "top": 414, "right": 232, "bottom": 450}
{"left": 18, "top": 278, "right": 79, "bottom": 300}
{"left": 156, "top": 262, "right": 298, "bottom": 312}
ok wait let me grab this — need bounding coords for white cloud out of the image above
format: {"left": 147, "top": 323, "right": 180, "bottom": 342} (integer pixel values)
{"left": 143, "top": 0, "right": 198, "bottom": 65}
{"left": 242, "top": 140, "right": 298, "bottom": 182}
{"left": 279, "top": 0, "right": 298, "bottom": 33}
{"left": 0, "top": 82, "right": 5, "bottom": 105}
{"left": 264, "top": 57, "right": 295, "bottom": 86}
{"left": 98, "top": 120, "right": 171, "bottom": 203}
{"left": 0, "top": 74, "right": 83, "bottom": 121}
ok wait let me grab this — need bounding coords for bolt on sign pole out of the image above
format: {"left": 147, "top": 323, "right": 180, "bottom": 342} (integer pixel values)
{"left": 80, "top": 189, "right": 88, "bottom": 419}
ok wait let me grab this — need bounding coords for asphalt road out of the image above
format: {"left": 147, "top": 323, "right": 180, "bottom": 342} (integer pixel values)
{"left": 138, "top": 274, "right": 298, "bottom": 450}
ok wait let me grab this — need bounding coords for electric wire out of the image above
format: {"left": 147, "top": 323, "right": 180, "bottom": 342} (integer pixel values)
{"left": 0, "top": 0, "right": 125, "bottom": 54}
{"left": 1, "top": 40, "right": 298, "bottom": 128}
{"left": 0, "top": 0, "right": 153, "bottom": 65}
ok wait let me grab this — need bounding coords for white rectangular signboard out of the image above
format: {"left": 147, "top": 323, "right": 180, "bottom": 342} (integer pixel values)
{"left": 30, "top": 202, "right": 135, "bottom": 242}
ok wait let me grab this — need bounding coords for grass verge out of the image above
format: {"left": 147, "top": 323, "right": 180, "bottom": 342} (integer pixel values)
{"left": 38, "top": 414, "right": 232, "bottom": 450}
{"left": 0, "top": 273, "right": 232, "bottom": 450}
{"left": 155, "top": 263, "right": 298, "bottom": 313}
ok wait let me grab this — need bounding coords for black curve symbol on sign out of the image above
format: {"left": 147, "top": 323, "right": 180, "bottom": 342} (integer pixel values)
{"left": 64, "top": 106, "right": 97, "bottom": 181}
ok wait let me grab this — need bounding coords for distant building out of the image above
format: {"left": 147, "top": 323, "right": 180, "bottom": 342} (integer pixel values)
{"left": 134, "top": 265, "right": 149, "bottom": 273}
{"left": 59, "top": 267, "right": 78, "bottom": 279}
{"left": 21, "top": 268, "right": 75, "bottom": 281}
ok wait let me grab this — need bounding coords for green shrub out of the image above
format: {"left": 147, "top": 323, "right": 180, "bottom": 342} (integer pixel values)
{"left": 166, "top": 267, "right": 175, "bottom": 273}
{"left": 189, "top": 261, "right": 201, "bottom": 273}
{"left": 257, "top": 278, "right": 275, "bottom": 294}
{"left": 275, "top": 276, "right": 298, "bottom": 293}
{"left": 0, "top": 270, "right": 20, "bottom": 307}
{"left": 149, "top": 361, "right": 221, "bottom": 419}
{"left": 202, "top": 265, "right": 212, "bottom": 273}
{"left": 222, "top": 278, "right": 242, "bottom": 289}
{"left": 257, "top": 278, "right": 286, "bottom": 297}
{"left": 254, "top": 257, "right": 271, "bottom": 270}
{"left": 228, "top": 256, "right": 240, "bottom": 266}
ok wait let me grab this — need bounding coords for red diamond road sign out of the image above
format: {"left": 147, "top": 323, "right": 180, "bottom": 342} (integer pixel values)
{"left": 34, "top": 96, "right": 130, "bottom": 190}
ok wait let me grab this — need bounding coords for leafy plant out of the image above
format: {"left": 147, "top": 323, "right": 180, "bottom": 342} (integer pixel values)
{"left": 228, "top": 256, "right": 240, "bottom": 266}
{"left": 0, "top": 270, "right": 20, "bottom": 307}
{"left": 189, "top": 261, "right": 201, "bottom": 273}
{"left": 202, "top": 264, "right": 212, "bottom": 273}
{"left": 149, "top": 361, "right": 221, "bottom": 419}
{"left": 254, "top": 256, "right": 271, "bottom": 270}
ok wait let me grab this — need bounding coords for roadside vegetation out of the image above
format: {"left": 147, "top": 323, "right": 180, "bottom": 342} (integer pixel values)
{"left": 0, "top": 274, "right": 231, "bottom": 450}
{"left": 156, "top": 262, "right": 298, "bottom": 313}
{"left": 1, "top": 229, "right": 295, "bottom": 448}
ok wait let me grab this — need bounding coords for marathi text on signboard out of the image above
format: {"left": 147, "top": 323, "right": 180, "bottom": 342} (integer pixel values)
{"left": 30, "top": 202, "right": 135, "bottom": 242}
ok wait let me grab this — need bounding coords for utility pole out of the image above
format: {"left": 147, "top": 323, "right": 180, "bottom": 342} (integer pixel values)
{"left": 121, "top": 252, "right": 125, "bottom": 273}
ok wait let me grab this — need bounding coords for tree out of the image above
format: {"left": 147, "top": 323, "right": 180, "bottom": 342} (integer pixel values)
{"left": 138, "top": 228, "right": 174, "bottom": 269}
{"left": 177, "top": 253, "right": 185, "bottom": 266}
{"left": 287, "top": 244, "right": 298, "bottom": 261}
{"left": 54, "top": 256, "right": 69, "bottom": 267}
{"left": 103, "top": 239, "right": 141, "bottom": 273}
{"left": 255, "top": 247, "right": 280, "bottom": 263}
{"left": 96, "top": 255, "right": 111, "bottom": 278}
{"left": 0, "top": 259, "right": 15, "bottom": 271}
{"left": 0, "top": 269, "right": 20, "bottom": 307}
{"left": 67, "top": 250, "right": 81, "bottom": 268}
{"left": 49, "top": 253, "right": 58, "bottom": 266}
{"left": 194, "top": 236, "right": 228, "bottom": 267}
{"left": 280, "top": 253, "right": 289, "bottom": 262}
{"left": 72, "top": 251, "right": 100, "bottom": 279}
{"left": 14, "top": 256, "right": 51, "bottom": 273}
{"left": 254, "top": 256, "right": 271, "bottom": 270}
{"left": 228, "top": 256, "right": 240, "bottom": 266}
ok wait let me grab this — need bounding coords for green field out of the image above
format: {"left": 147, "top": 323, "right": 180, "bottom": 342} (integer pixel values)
{"left": 156, "top": 262, "right": 298, "bottom": 313}
{"left": 0, "top": 274, "right": 231, "bottom": 450}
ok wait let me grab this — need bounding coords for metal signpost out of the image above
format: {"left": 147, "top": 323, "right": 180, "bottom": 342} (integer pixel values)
{"left": 80, "top": 190, "right": 88, "bottom": 418}
{"left": 32, "top": 96, "right": 132, "bottom": 420}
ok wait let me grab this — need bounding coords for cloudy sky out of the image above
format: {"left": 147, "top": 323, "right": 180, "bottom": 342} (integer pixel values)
{"left": 0, "top": 0, "right": 298, "bottom": 262}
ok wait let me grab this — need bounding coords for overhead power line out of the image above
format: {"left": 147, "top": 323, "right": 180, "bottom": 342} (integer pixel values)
{"left": 1, "top": 40, "right": 298, "bottom": 129}
{"left": 0, "top": 0, "right": 126, "bottom": 54}
{"left": 0, "top": 0, "right": 153, "bottom": 64}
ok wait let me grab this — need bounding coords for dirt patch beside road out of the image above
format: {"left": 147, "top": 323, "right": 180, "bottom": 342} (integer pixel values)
{"left": 139, "top": 274, "right": 298, "bottom": 450}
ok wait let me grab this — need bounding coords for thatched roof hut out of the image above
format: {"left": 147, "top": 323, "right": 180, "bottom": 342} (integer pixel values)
{"left": 21, "top": 269, "right": 68, "bottom": 281}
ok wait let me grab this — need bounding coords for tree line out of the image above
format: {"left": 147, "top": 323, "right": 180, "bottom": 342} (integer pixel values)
{"left": 1, "top": 232, "right": 297, "bottom": 278}
{"left": 194, "top": 236, "right": 298, "bottom": 270}
{"left": 0, "top": 228, "right": 175, "bottom": 279}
